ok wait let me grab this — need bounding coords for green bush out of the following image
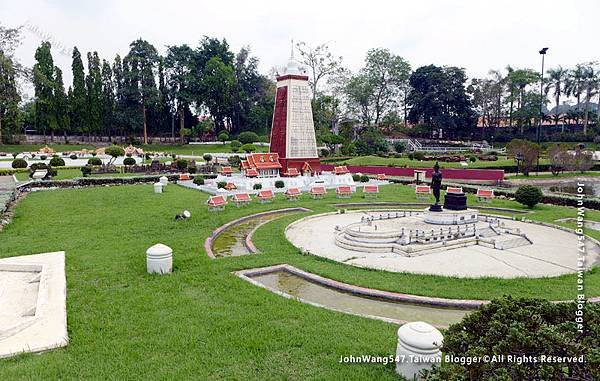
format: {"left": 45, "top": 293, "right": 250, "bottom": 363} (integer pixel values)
{"left": 413, "top": 151, "right": 425, "bottom": 161}
{"left": 393, "top": 141, "right": 407, "bottom": 153}
{"left": 87, "top": 157, "right": 102, "bottom": 165}
{"left": 218, "top": 131, "right": 229, "bottom": 143}
{"left": 426, "top": 296, "right": 599, "bottom": 380}
{"left": 187, "top": 165, "right": 197, "bottom": 174}
{"left": 176, "top": 159, "right": 188, "bottom": 170}
{"left": 238, "top": 131, "right": 259, "bottom": 144}
{"left": 407, "top": 152, "right": 414, "bottom": 160}
{"left": 230, "top": 140, "right": 241, "bottom": 152}
{"left": 360, "top": 175, "right": 369, "bottom": 182}
{"left": 253, "top": 183, "right": 262, "bottom": 190}
{"left": 69, "top": 154, "right": 78, "bottom": 160}
{"left": 515, "top": 185, "right": 543, "bottom": 208}
{"left": 240, "top": 143, "right": 257, "bottom": 153}
{"left": 49, "top": 157, "right": 66, "bottom": 167}
{"left": 469, "top": 156, "right": 477, "bottom": 162}
{"left": 352, "top": 174, "right": 361, "bottom": 182}
{"left": 40, "top": 155, "right": 47, "bottom": 160}
{"left": 228, "top": 155, "right": 241, "bottom": 167}
{"left": 275, "top": 180, "right": 285, "bottom": 189}
{"left": 123, "top": 157, "right": 136, "bottom": 166}
{"left": 203, "top": 154, "right": 212, "bottom": 163}
{"left": 217, "top": 181, "right": 227, "bottom": 189}
{"left": 80, "top": 165, "right": 92, "bottom": 177}
{"left": 193, "top": 176, "right": 205, "bottom": 185}
{"left": 11, "top": 158, "right": 27, "bottom": 168}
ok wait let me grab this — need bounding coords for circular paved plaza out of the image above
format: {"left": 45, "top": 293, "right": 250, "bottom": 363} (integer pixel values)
{"left": 285, "top": 210, "right": 600, "bottom": 278}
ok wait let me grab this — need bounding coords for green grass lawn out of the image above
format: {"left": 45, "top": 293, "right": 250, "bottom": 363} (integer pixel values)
{"left": 0, "top": 183, "right": 597, "bottom": 379}
{"left": 338, "top": 155, "right": 550, "bottom": 169}
{"left": 0, "top": 143, "right": 267, "bottom": 156}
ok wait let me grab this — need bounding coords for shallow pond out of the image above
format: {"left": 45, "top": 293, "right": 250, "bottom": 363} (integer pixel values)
{"left": 212, "top": 212, "right": 299, "bottom": 257}
{"left": 251, "top": 270, "right": 470, "bottom": 327}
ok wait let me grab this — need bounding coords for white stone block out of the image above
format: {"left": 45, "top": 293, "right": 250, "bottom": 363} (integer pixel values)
{"left": 146, "top": 243, "right": 172, "bottom": 274}
{"left": 396, "top": 321, "right": 443, "bottom": 380}
{"left": 159, "top": 176, "right": 168, "bottom": 186}
{"left": 153, "top": 182, "right": 164, "bottom": 194}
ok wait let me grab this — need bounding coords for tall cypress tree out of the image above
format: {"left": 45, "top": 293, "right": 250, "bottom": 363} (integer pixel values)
{"left": 71, "top": 47, "right": 86, "bottom": 136}
{"left": 100, "top": 59, "right": 115, "bottom": 138}
{"left": 86, "top": 51, "right": 102, "bottom": 140}
{"left": 53, "top": 66, "right": 69, "bottom": 139}
{"left": 33, "top": 41, "right": 55, "bottom": 139}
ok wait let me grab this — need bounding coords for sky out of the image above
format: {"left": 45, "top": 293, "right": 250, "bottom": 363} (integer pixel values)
{"left": 2, "top": 0, "right": 599, "bottom": 98}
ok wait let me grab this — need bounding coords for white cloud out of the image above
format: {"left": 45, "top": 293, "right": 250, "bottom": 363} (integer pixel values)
{"left": 2, "top": 0, "right": 599, "bottom": 96}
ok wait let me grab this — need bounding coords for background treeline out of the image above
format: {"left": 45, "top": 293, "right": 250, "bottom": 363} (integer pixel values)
{"left": 1, "top": 22, "right": 599, "bottom": 152}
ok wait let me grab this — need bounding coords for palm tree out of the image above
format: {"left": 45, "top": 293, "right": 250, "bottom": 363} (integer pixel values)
{"left": 581, "top": 62, "right": 599, "bottom": 135}
{"left": 545, "top": 67, "right": 567, "bottom": 132}
{"left": 565, "top": 65, "right": 586, "bottom": 128}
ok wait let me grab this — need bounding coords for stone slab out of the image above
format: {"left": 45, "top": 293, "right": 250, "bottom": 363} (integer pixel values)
{"left": 0, "top": 251, "right": 68, "bottom": 358}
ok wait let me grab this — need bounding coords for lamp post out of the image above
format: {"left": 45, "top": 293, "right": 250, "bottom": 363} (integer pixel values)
{"left": 516, "top": 152, "right": 524, "bottom": 177}
{"left": 537, "top": 47, "right": 548, "bottom": 175}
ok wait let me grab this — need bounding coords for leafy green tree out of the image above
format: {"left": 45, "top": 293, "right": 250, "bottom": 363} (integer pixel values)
{"left": 105, "top": 145, "right": 124, "bottom": 164}
{"left": 240, "top": 143, "right": 257, "bottom": 153}
{"left": 201, "top": 56, "right": 235, "bottom": 132}
{"left": 545, "top": 66, "right": 568, "bottom": 132}
{"left": 354, "top": 128, "right": 389, "bottom": 155}
{"left": 0, "top": 23, "right": 23, "bottom": 143}
{"left": 125, "top": 39, "right": 159, "bottom": 144}
{"left": 320, "top": 132, "right": 344, "bottom": 152}
{"left": 408, "top": 65, "right": 476, "bottom": 139}
{"left": 506, "top": 138, "right": 539, "bottom": 176}
{"left": 70, "top": 47, "right": 87, "bottom": 135}
{"left": 33, "top": 41, "right": 55, "bottom": 139}
{"left": 165, "top": 44, "right": 195, "bottom": 142}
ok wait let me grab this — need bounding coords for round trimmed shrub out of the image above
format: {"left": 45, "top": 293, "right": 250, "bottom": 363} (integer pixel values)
{"left": 187, "top": 165, "right": 197, "bottom": 174}
{"left": 11, "top": 158, "right": 27, "bottom": 168}
{"left": 123, "top": 157, "right": 136, "bottom": 166}
{"left": 193, "top": 176, "right": 205, "bottom": 185}
{"left": 515, "top": 185, "right": 543, "bottom": 208}
{"left": 49, "top": 157, "right": 66, "bottom": 167}
{"left": 203, "top": 154, "right": 212, "bottom": 163}
{"left": 230, "top": 140, "right": 241, "bottom": 153}
{"left": 238, "top": 131, "right": 259, "bottom": 144}
{"left": 413, "top": 151, "right": 425, "bottom": 161}
{"left": 40, "top": 155, "right": 47, "bottom": 160}
{"left": 360, "top": 175, "right": 369, "bottom": 182}
{"left": 275, "top": 180, "right": 285, "bottom": 189}
{"left": 240, "top": 143, "right": 257, "bottom": 153}
{"left": 217, "top": 181, "right": 227, "bottom": 189}
{"left": 469, "top": 156, "right": 477, "bottom": 162}
{"left": 88, "top": 157, "right": 102, "bottom": 166}
{"left": 69, "top": 154, "right": 78, "bottom": 160}
{"left": 253, "top": 183, "right": 262, "bottom": 190}
{"left": 176, "top": 159, "right": 188, "bottom": 170}
{"left": 407, "top": 152, "right": 415, "bottom": 160}
{"left": 352, "top": 174, "right": 361, "bottom": 182}
{"left": 105, "top": 145, "right": 125, "bottom": 158}
{"left": 80, "top": 165, "right": 92, "bottom": 177}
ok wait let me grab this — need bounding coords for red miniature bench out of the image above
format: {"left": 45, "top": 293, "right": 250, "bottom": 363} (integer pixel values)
{"left": 257, "top": 189, "right": 275, "bottom": 203}
{"left": 363, "top": 185, "right": 379, "bottom": 198}
{"left": 220, "top": 166, "right": 233, "bottom": 176}
{"left": 207, "top": 195, "right": 227, "bottom": 211}
{"left": 333, "top": 165, "right": 349, "bottom": 175}
{"left": 376, "top": 174, "right": 387, "bottom": 181}
{"left": 179, "top": 173, "right": 191, "bottom": 181}
{"left": 310, "top": 186, "right": 327, "bottom": 199}
{"left": 446, "top": 186, "right": 463, "bottom": 194}
{"left": 476, "top": 189, "right": 495, "bottom": 203}
{"left": 285, "top": 187, "right": 301, "bottom": 201}
{"left": 415, "top": 185, "right": 431, "bottom": 199}
{"left": 284, "top": 168, "right": 300, "bottom": 177}
{"left": 336, "top": 185, "right": 352, "bottom": 198}
{"left": 232, "top": 192, "right": 251, "bottom": 207}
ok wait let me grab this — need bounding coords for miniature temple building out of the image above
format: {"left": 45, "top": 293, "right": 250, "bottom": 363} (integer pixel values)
{"left": 240, "top": 153, "right": 282, "bottom": 178}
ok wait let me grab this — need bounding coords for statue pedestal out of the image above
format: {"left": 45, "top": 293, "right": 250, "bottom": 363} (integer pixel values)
{"left": 443, "top": 192, "right": 468, "bottom": 211}
{"left": 429, "top": 204, "right": 443, "bottom": 212}
{"left": 424, "top": 208, "right": 479, "bottom": 225}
